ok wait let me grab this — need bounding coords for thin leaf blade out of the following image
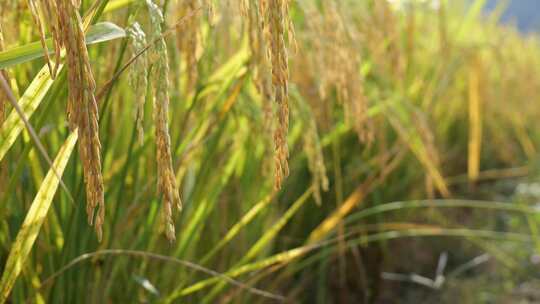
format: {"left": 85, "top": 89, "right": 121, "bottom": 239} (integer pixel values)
{"left": 0, "top": 131, "right": 78, "bottom": 303}
{"left": 0, "top": 64, "right": 63, "bottom": 161}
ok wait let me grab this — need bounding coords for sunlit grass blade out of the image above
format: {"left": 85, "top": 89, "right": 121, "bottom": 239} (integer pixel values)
{"left": 166, "top": 188, "right": 313, "bottom": 303}
{"left": 199, "top": 188, "right": 313, "bottom": 303}
{"left": 308, "top": 181, "right": 372, "bottom": 244}
{"left": 308, "top": 148, "right": 405, "bottom": 243}
{"left": 199, "top": 194, "right": 273, "bottom": 265}
{"left": 165, "top": 246, "right": 311, "bottom": 302}
{"left": 0, "top": 131, "right": 77, "bottom": 303}
{"left": 242, "top": 188, "right": 313, "bottom": 263}
{"left": 387, "top": 109, "right": 450, "bottom": 197}
{"left": 0, "top": 64, "right": 63, "bottom": 161}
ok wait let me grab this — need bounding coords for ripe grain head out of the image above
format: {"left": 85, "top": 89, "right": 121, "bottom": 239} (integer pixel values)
{"left": 55, "top": 0, "right": 105, "bottom": 240}
{"left": 127, "top": 22, "right": 149, "bottom": 145}
{"left": 297, "top": 98, "right": 328, "bottom": 205}
{"left": 146, "top": 0, "right": 182, "bottom": 242}
{"left": 28, "top": 0, "right": 56, "bottom": 77}
{"left": 176, "top": 0, "right": 201, "bottom": 95}
{"left": 263, "top": 0, "right": 293, "bottom": 191}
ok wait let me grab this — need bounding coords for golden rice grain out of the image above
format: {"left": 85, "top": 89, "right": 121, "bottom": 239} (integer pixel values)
{"left": 40, "top": 0, "right": 62, "bottom": 77}
{"left": 264, "top": 0, "right": 292, "bottom": 191}
{"left": 297, "top": 98, "right": 328, "bottom": 205}
{"left": 147, "top": 0, "right": 182, "bottom": 242}
{"left": 246, "top": 1, "right": 274, "bottom": 168}
{"left": 127, "top": 22, "right": 149, "bottom": 145}
{"left": 320, "top": 1, "right": 372, "bottom": 142}
{"left": 28, "top": 0, "right": 57, "bottom": 78}
{"left": 56, "top": 0, "right": 105, "bottom": 241}
{"left": 176, "top": 0, "right": 201, "bottom": 95}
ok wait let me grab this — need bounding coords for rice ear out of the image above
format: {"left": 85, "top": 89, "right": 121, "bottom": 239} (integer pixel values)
{"left": 147, "top": 0, "right": 182, "bottom": 242}
{"left": 28, "top": 0, "right": 56, "bottom": 78}
{"left": 176, "top": 0, "right": 201, "bottom": 95}
{"left": 127, "top": 22, "right": 149, "bottom": 145}
{"left": 261, "top": 0, "right": 293, "bottom": 191}
{"left": 56, "top": 0, "right": 105, "bottom": 241}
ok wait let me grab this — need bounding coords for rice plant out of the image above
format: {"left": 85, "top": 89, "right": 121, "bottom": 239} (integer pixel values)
{"left": 1, "top": 0, "right": 540, "bottom": 302}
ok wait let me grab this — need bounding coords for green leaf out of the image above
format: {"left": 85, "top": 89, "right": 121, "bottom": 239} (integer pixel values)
{"left": 199, "top": 194, "right": 273, "bottom": 264}
{"left": 0, "top": 64, "right": 63, "bottom": 161}
{"left": 0, "top": 131, "right": 78, "bottom": 303}
{"left": 0, "top": 22, "right": 126, "bottom": 69}
{"left": 200, "top": 188, "right": 313, "bottom": 303}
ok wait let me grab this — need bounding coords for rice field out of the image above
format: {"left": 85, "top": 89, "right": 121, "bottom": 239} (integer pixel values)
{"left": 1, "top": 0, "right": 540, "bottom": 302}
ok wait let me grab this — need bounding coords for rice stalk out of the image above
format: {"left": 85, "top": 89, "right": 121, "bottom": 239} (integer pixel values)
{"left": 0, "top": 23, "right": 6, "bottom": 199}
{"left": 438, "top": 0, "right": 449, "bottom": 55}
{"left": 411, "top": 110, "right": 441, "bottom": 198}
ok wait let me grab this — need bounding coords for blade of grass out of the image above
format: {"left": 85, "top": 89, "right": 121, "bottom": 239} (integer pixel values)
{"left": 0, "top": 65, "right": 62, "bottom": 161}
{"left": 199, "top": 188, "right": 314, "bottom": 303}
{"left": 199, "top": 194, "right": 273, "bottom": 265}
{"left": 38, "top": 249, "right": 285, "bottom": 302}
{"left": 0, "top": 69, "right": 73, "bottom": 202}
{"left": 308, "top": 148, "right": 406, "bottom": 243}
{"left": 0, "top": 131, "right": 77, "bottom": 303}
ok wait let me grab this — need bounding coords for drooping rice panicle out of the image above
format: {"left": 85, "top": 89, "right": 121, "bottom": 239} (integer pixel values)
{"left": 27, "top": 0, "right": 56, "bottom": 78}
{"left": 56, "top": 0, "right": 105, "bottom": 241}
{"left": 41, "top": 0, "right": 62, "bottom": 77}
{"left": 296, "top": 97, "right": 328, "bottom": 205}
{"left": 251, "top": 1, "right": 273, "bottom": 117}
{"left": 146, "top": 0, "right": 182, "bottom": 242}
{"left": 176, "top": 0, "right": 201, "bottom": 95}
{"left": 245, "top": 1, "right": 275, "bottom": 173}
{"left": 127, "top": 22, "right": 149, "bottom": 145}
{"left": 263, "top": 0, "right": 292, "bottom": 191}
{"left": 304, "top": 0, "right": 373, "bottom": 143}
